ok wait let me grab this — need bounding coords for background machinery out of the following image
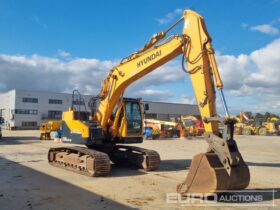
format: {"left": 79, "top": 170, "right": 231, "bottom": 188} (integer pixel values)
{"left": 144, "top": 119, "right": 180, "bottom": 139}
{"left": 261, "top": 117, "right": 280, "bottom": 136}
{"left": 242, "top": 117, "right": 263, "bottom": 136}
{"left": 39, "top": 120, "right": 62, "bottom": 140}
{"left": 48, "top": 9, "right": 250, "bottom": 194}
{"left": 233, "top": 112, "right": 249, "bottom": 135}
{"left": 241, "top": 114, "right": 279, "bottom": 136}
{"left": 178, "top": 115, "right": 205, "bottom": 137}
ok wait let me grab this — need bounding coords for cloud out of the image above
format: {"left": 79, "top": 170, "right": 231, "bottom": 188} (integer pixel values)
{"left": 0, "top": 53, "right": 185, "bottom": 100}
{"left": 129, "top": 60, "right": 185, "bottom": 87}
{"left": 125, "top": 59, "right": 188, "bottom": 101}
{"left": 57, "top": 50, "right": 71, "bottom": 58}
{"left": 155, "top": 9, "right": 183, "bottom": 25}
{"left": 0, "top": 54, "right": 115, "bottom": 95}
{"left": 216, "top": 53, "right": 252, "bottom": 90}
{"left": 218, "top": 38, "right": 280, "bottom": 92}
{"left": 136, "top": 89, "right": 173, "bottom": 101}
{"left": 216, "top": 38, "right": 280, "bottom": 113}
{"left": 0, "top": 38, "right": 280, "bottom": 114}
{"left": 176, "top": 95, "right": 196, "bottom": 104}
{"left": 250, "top": 24, "right": 279, "bottom": 35}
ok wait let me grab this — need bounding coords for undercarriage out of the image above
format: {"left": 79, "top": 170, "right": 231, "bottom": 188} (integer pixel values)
{"left": 48, "top": 145, "right": 160, "bottom": 176}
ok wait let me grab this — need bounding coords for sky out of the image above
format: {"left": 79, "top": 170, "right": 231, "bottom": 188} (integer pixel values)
{"left": 0, "top": 0, "right": 280, "bottom": 115}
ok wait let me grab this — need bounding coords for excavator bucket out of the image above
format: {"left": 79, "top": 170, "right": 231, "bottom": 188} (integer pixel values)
{"left": 177, "top": 152, "right": 250, "bottom": 195}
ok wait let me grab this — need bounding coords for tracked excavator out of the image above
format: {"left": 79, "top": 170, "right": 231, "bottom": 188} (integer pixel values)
{"left": 48, "top": 9, "right": 250, "bottom": 194}
{"left": 179, "top": 115, "right": 205, "bottom": 137}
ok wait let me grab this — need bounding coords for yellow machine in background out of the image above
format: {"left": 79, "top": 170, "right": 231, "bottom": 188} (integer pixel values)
{"left": 144, "top": 119, "right": 180, "bottom": 139}
{"left": 48, "top": 9, "right": 250, "bottom": 195}
{"left": 233, "top": 118, "right": 244, "bottom": 135}
{"left": 242, "top": 124, "right": 258, "bottom": 135}
{"left": 269, "top": 117, "right": 279, "bottom": 122}
{"left": 40, "top": 120, "right": 62, "bottom": 140}
{"left": 259, "top": 117, "right": 280, "bottom": 136}
{"left": 242, "top": 115, "right": 280, "bottom": 136}
{"left": 243, "top": 122, "right": 269, "bottom": 136}
{"left": 231, "top": 112, "right": 250, "bottom": 135}
{"left": 269, "top": 117, "right": 280, "bottom": 134}
{"left": 179, "top": 115, "right": 204, "bottom": 137}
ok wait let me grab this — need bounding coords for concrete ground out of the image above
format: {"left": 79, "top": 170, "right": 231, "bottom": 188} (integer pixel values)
{"left": 0, "top": 130, "right": 279, "bottom": 210}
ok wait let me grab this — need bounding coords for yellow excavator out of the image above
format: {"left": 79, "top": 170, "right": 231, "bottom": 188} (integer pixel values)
{"left": 144, "top": 119, "right": 181, "bottom": 139}
{"left": 179, "top": 115, "right": 205, "bottom": 137}
{"left": 48, "top": 9, "right": 250, "bottom": 195}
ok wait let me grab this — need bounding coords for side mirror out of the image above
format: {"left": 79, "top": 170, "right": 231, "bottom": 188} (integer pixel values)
{"left": 144, "top": 104, "right": 149, "bottom": 111}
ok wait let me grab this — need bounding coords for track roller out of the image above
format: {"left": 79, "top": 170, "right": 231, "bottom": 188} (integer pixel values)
{"left": 48, "top": 146, "right": 111, "bottom": 177}
{"left": 109, "top": 145, "right": 160, "bottom": 171}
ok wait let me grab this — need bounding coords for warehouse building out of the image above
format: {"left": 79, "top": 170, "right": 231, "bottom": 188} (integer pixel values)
{"left": 144, "top": 101, "right": 199, "bottom": 121}
{"left": 0, "top": 89, "right": 199, "bottom": 129}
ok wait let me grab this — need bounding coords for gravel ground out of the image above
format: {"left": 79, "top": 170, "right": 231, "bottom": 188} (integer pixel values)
{"left": 0, "top": 130, "right": 279, "bottom": 210}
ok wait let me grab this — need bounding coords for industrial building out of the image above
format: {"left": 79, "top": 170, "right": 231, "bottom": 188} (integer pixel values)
{"left": 0, "top": 89, "right": 199, "bottom": 129}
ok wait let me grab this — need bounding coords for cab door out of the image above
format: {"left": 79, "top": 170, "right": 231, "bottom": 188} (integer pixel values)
{"left": 124, "top": 101, "right": 142, "bottom": 136}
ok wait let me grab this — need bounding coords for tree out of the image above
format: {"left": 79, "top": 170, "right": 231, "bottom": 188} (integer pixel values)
{"left": 264, "top": 112, "right": 271, "bottom": 121}
{"left": 244, "top": 112, "right": 253, "bottom": 119}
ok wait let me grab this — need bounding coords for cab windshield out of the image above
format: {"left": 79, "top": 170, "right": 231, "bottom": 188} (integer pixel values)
{"left": 125, "top": 101, "right": 142, "bottom": 135}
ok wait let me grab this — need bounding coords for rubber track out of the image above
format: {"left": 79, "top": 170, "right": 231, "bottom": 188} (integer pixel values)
{"left": 48, "top": 146, "right": 111, "bottom": 177}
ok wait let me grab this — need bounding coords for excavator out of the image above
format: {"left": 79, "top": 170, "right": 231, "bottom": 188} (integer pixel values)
{"left": 48, "top": 9, "right": 250, "bottom": 195}
{"left": 179, "top": 115, "right": 205, "bottom": 137}
{"left": 144, "top": 118, "right": 181, "bottom": 139}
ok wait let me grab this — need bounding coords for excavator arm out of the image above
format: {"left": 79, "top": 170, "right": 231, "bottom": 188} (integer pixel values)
{"left": 97, "top": 10, "right": 221, "bottom": 133}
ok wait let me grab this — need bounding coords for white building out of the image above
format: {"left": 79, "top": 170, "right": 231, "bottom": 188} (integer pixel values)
{"left": 0, "top": 89, "right": 199, "bottom": 129}
{"left": 0, "top": 89, "right": 92, "bottom": 129}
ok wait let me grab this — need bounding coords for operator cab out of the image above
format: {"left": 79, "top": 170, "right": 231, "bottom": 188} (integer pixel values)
{"left": 112, "top": 98, "right": 143, "bottom": 143}
{"left": 124, "top": 98, "right": 142, "bottom": 135}
{"left": 73, "top": 111, "right": 90, "bottom": 122}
